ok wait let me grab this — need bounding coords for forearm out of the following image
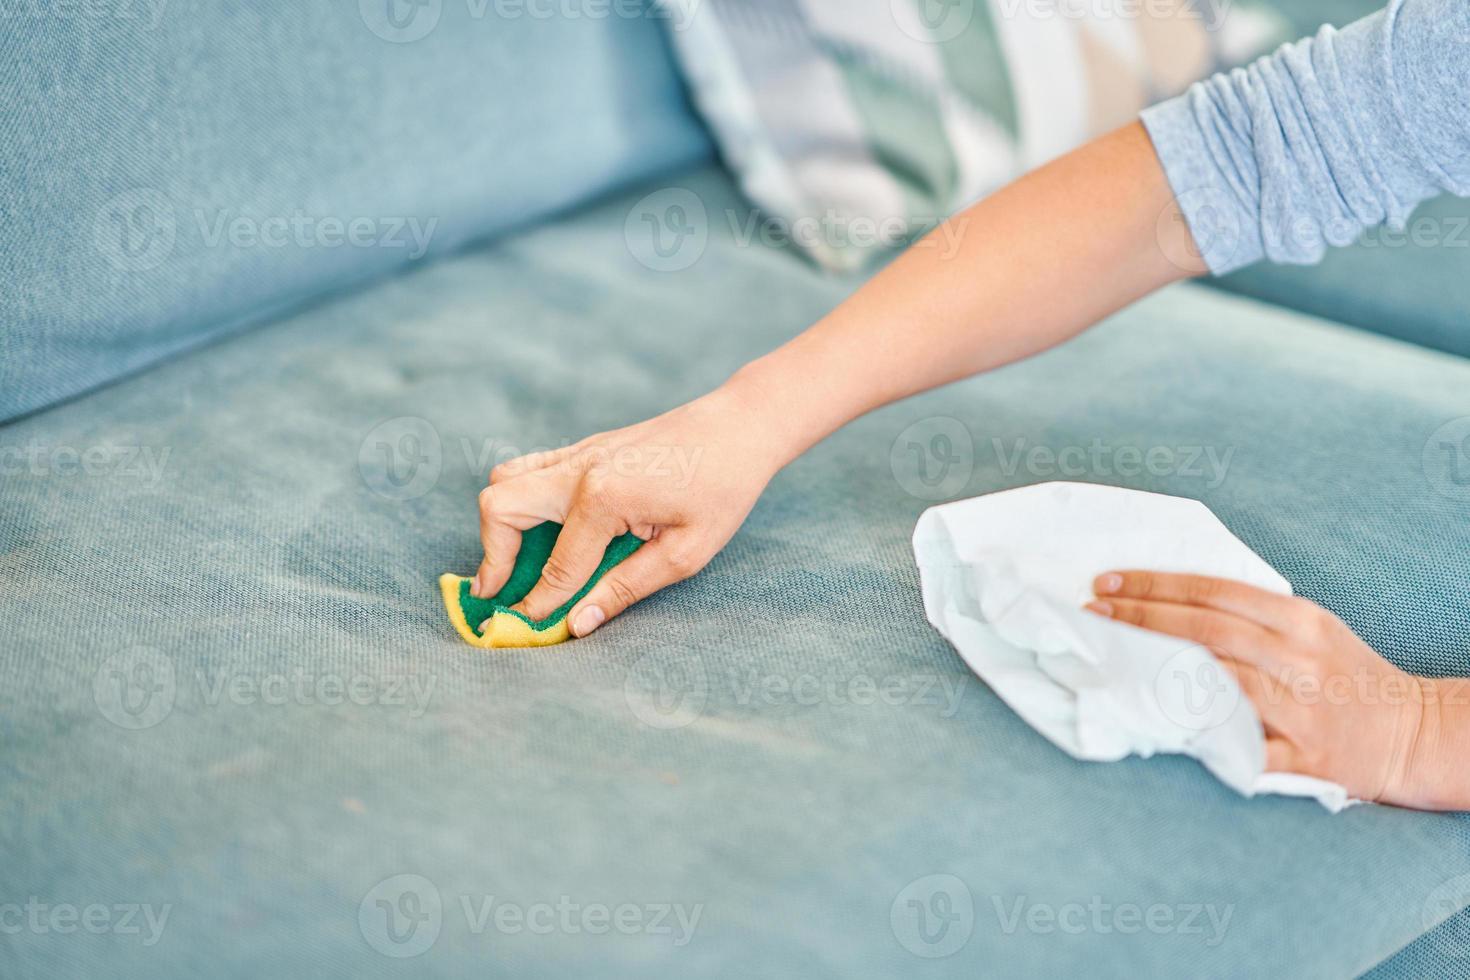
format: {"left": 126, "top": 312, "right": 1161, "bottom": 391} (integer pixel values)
{"left": 724, "top": 122, "right": 1192, "bottom": 468}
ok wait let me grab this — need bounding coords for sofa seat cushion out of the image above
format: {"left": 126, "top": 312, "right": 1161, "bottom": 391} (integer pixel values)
{"left": 2, "top": 165, "right": 1467, "bottom": 978}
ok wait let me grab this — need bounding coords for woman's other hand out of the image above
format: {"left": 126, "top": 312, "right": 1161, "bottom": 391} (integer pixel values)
{"left": 1086, "top": 571, "right": 1468, "bottom": 810}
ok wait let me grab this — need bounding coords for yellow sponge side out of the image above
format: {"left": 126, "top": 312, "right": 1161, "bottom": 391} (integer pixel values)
{"left": 438, "top": 574, "right": 571, "bottom": 649}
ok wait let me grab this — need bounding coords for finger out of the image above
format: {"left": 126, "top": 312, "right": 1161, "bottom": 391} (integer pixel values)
{"left": 1085, "top": 597, "right": 1273, "bottom": 664}
{"left": 1093, "top": 571, "right": 1301, "bottom": 632}
{"left": 566, "top": 530, "right": 702, "bottom": 637}
{"left": 489, "top": 443, "right": 578, "bottom": 485}
{"left": 511, "top": 503, "right": 620, "bottom": 622}
{"left": 474, "top": 468, "right": 578, "bottom": 598}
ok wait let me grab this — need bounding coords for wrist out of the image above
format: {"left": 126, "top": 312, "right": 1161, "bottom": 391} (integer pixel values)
{"left": 1395, "top": 677, "right": 1470, "bottom": 811}
{"left": 717, "top": 353, "right": 843, "bottom": 470}
{"left": 699, "top": 367, "right": 800, "bottom": 478}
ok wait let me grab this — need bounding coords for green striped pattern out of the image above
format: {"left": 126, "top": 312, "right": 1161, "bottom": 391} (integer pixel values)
{"left": 657, "top": 0, "right": 1285, "bottom": 270}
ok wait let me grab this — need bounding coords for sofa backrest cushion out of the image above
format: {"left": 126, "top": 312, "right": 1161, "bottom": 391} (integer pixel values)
{"left": 0, "top": 0, "right": 710, "bottom": 421}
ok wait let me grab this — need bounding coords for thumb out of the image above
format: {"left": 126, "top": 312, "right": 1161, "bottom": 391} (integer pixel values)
{"left": 567, "top": 532, "right": 700, "bottom": 637}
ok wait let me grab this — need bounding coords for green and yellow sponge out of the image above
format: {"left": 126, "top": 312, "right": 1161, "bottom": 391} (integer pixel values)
{"left": 440, "top": 521, "right": 642, "bottom": 648}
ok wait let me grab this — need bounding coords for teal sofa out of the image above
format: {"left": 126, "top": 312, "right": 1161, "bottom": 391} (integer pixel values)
{"left": 2, "top": 2, "right": 1466, "bottom": 977}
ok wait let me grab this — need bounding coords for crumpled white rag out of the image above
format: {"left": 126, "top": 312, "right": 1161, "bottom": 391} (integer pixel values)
{"left": 913, "top": 481, "right": 1355, "bottom": 811}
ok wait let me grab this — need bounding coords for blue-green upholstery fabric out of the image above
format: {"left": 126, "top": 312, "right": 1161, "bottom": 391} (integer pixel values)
{"left": 0, "top": 0, "right": 709, "bottom": 423}
{"left": 2, "top": 167, "right": 1467, "bottom": 978}
{"left": 1217, "top": 193, "right": 1470, "bottom": 360}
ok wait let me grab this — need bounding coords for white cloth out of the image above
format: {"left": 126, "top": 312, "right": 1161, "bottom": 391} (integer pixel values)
{"left": 913, "top": 482, "right": 1355, "bottom": 811}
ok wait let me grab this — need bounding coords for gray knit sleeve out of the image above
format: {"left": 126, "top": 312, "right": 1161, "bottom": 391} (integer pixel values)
{"left": 1140, "top": 0, "right": 1470, "bottom": 275}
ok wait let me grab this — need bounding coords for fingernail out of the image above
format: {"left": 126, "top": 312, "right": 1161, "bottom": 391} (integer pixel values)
{"left": 471, "top": 573, "right": 485, "bottom": 599}
{"left": 1095, "top": 573, "right": 1123, "bottom": 594}
{"left": 1086, "top": 600, "right": 1114, "bottom": 617}
{"left": 572, "top": 605, "right": 605, "bottom": 638}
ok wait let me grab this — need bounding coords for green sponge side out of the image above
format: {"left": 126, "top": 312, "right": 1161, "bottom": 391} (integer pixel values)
{"left": 458, "top": 522, "right": 644, "bottom": 635}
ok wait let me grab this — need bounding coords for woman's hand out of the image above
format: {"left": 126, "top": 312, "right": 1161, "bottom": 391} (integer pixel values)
{"left": 472, "top": 384, "right": 787, "bottom": 638}
{"left": 1085, "top": 571, "right": 1467, "bottom": 810}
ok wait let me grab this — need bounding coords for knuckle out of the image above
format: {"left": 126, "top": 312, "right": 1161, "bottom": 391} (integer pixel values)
{"left": 477, "top": 485, "right": 499, "bottom": 517}
{"left": 1288, "top": 600, "right": 1331, "bottom": 639}
{"left": 1126, "top": 573, "right": 1156, "bottom": 600}
{"left": 602, "top": 575, "right": 640, "bottom": 613}
{"left": 1186, "top": 576, "right": 1223, "bottom": 603}
{"left": 1195, "top": 616, "right": 1233, "bottom": 650}
{"left": 579, "top": 468, "right": 614, "bottom": 503}
{"left": 1111, "top": 601, "right": 1145, "bottom": 626}
{"left": 537, "top": 555, "right": 581, "bottom": 594}
{"left": 662, "top": 546, "right": 701, "bottom": 579}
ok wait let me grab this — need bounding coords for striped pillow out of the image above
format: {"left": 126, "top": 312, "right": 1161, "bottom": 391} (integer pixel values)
{"left": 657, "top": 0, "right": 1285, "bottom": 271}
